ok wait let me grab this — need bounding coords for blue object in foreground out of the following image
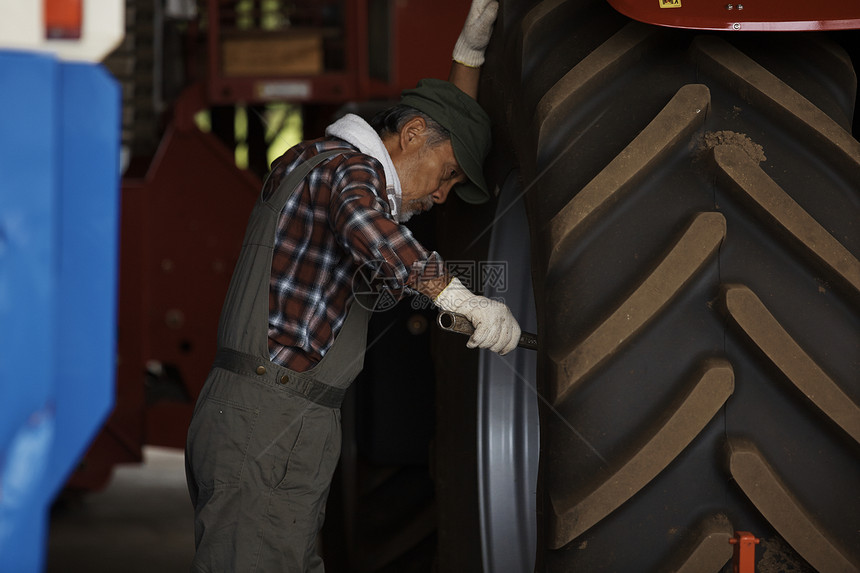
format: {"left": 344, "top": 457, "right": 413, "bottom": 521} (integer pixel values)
{"left": 0, "top": 50, "right": 121, "bottom": 573}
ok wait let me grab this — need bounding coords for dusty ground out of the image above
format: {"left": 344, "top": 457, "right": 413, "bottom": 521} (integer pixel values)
{"left": 47, "top": 447, "right": 194, "bottom": 573}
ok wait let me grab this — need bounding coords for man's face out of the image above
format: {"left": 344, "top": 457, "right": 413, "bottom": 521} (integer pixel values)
{"left": 391, "top": 120, "right": 467, "bottom": 222}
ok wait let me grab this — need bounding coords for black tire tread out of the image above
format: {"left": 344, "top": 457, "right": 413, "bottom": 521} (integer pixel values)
{"left": 483, "top": 1, "right": 860, "bottom": 571}
{"left": 728, "top": 439, "right": 858, "bottom": 572}
{"left": 550, "top": 359, "right": 734, "bottom": 547}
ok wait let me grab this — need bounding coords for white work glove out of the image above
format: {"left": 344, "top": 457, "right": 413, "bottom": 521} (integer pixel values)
{"left": 435, "top": 277, "right": 521, "bottom": 355}
{"left": 452, "top": 0, "right": 499, "bottom": 68}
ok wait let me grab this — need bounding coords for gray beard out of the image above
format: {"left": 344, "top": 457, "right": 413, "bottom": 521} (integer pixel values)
{"left": 398, "top": 197, "right": 434, "bottom": 223}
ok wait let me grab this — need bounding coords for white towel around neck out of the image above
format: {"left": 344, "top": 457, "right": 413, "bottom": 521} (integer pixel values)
{"left": 325, "top": 113, "right": 403, "bottom": 221}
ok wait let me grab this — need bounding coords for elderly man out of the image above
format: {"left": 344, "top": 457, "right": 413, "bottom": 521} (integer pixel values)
{"left": 185, "top": 1, "right": 518, "bottom": 570}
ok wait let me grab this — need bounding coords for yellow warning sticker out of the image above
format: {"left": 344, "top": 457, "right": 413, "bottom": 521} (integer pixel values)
{"left": 659, "top": 0, "right": 682, "bottom": 7}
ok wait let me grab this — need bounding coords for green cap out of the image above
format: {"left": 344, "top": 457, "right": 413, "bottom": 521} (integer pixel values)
{"left": 400, "top": 78, "right": 492, "bottom": 204}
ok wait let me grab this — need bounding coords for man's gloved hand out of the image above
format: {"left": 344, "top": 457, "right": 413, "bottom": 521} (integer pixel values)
{"left": 435, "top": 277, "right": 521, "bottom": 355}
{"left": 452, "top": 0, "right": 499, "bottom": 68}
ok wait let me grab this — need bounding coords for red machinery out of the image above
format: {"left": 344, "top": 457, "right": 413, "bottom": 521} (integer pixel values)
{"left": 609, "top": 0, "right": 860, "bottom": 31}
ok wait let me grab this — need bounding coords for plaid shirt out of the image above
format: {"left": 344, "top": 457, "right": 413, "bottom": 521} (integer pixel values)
{"left": 266, "top": 137, "right": 443, "bottom": 371}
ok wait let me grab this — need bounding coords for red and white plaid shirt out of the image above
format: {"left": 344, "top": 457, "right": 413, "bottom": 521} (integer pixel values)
{"left": 266, "top": 137, "right": 444, "bottom": 371}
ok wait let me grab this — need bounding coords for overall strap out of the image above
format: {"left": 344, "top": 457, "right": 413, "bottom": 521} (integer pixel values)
{"left": 215, "top": 146, "right": 365, "bottom": 408}
{"left": 216, "top": 147, "right": 350, "bottom": 356}
{"left": 262, "top": 148, "right": 347, "bottom": 211}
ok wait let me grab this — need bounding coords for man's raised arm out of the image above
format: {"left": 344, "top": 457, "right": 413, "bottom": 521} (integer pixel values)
{"left": 449, "top": 0, "right": 499, "bottom": 98}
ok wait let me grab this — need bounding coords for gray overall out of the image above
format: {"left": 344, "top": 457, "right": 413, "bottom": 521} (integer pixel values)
{"left": 186, "top": 149, "right": 371, "bottom": 572}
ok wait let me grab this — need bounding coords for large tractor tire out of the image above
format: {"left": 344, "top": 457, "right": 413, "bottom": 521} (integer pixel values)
{"left": 480, "top": 1, "right": 860, "bottom": 571}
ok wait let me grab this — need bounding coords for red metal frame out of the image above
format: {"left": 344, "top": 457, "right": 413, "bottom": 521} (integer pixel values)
{"left": 206, "top": 0, "right": 361, "bottom": 104}
{"left": 203, "top": 0, "right": 467, "bottom": 106}
{"left": 608, "top": 0, "right": 860, "bottom": 31}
